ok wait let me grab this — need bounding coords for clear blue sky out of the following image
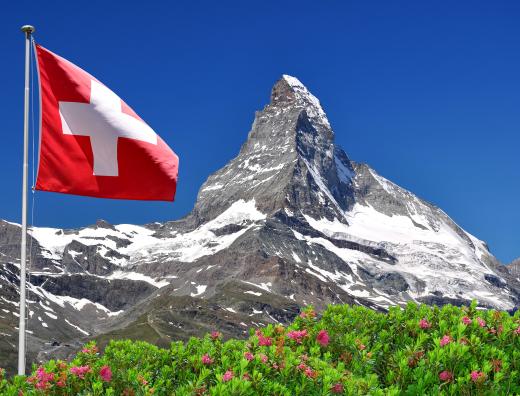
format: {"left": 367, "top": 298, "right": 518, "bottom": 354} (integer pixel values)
{"left": 0, "top": 1, "right": 518, "bottom": 263}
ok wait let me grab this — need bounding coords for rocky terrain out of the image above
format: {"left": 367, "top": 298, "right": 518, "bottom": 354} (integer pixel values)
{"left": 509, "top": 258, "right": 520, "bottom": 278}
{"left": 1, "top": 75, "right": 518, "bottom": 373}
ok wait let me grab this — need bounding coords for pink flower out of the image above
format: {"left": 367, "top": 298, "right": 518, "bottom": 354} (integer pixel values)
{"left": 70, "top": 365, "right": 92, "bottom": 379}
{"left": 419, "top": 318, "right": 431, "bottom": 329}
{"left": 81, "top": 345, "right": 98, "bottom": 354}
{"left": 462, "top": 316, "right": 472, "bottom": 325}
{"left": 36, "top": 367, "right": 55, "bottom": 383}
{"left": 304, "top": 367, "right": 317, "bottom": 379}
{"left": 211, "top": 331, "right": 222, "bottom": 340}
{"left": 222, "top": 370, "right": 233, "bottom": 382}
{"left": 439, "top": 370, "right": 453, "bottom": 382}
{"left": 297, "top": 362, "right": 307, "bottom": 371}
{"left": 35, "top": 381, "right": 49, "bottom": 390}
{"left": 242, "top": 372, "right": 251, "bottom": 381}
{"left": 287, "top": 329, "right": 308, "bottom": 344}
{"left": 316, "top": 330, "right": 330, "bottom": 347}
{"left": 514, "top": 326, "right": 520, "bottom": 335}
{"left": 31, "top": 366, "right": 55, "bottom": 391}
{"left": 56, "top": 380, "right": 66, "bottom": 388}
{"left": 99, "top": 365, "right": 112, "bottom": 382}
{"left": 470, "top": 370, "right": 485, "bottom": 382}
{"left": 201, "top": 354, "right": 213, "bottom": 365}
{"left": 259, "top": 353, "right": 268, "bottom": 364}
{"left": 331, "top": 383, "right": 344, "bottom": 394}
{"left": 477, "top": 317, "right": 486, "bottom": 327}
{"left": 244, "top": 352, "right": 254, "bottom": 361}
{"left": 256, "top": 330, "right": 273, "bottom": 346}
{"left": 440, "top": 335, "right": 452, "bottom": 347}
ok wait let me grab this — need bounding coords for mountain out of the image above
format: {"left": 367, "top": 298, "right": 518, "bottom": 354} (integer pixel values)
{"left": 508, "top": 258, "right": 520, "bottom": 278}
{"left": 1, "top": 75, "right": 518, "bottom": 373}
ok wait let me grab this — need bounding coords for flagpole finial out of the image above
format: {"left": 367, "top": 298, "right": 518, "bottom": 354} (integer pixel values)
{"left": 21, "top": 25, "right": 35, "bottom": 35}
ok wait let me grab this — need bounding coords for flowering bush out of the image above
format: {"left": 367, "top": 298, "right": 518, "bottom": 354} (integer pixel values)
{"left": 1, "top": 301, "right": 519, "bottom": 395}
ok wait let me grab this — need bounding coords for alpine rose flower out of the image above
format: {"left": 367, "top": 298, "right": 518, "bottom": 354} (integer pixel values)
{"left": 36, "top": 367, "right": 55, "bottom": 383}
{"left": 331, "top": 383, "right": 344, "bottom": 393}
{"left": 31, "top": 367, "right": 55, "bottom": 391}
{"left": 297, "top": 362, "right": 307, "bottom": 371}
{"left": 462, "top": 316, "right": 472, "bottom": 325}
{"left": 259, "top": 353, "right": 268, "bottom": 364}
{"left": 256, "top": 330, "right": 273, "bottom": 346}
{"left": 439, "top": 370, "right": 453, "bottom": 382}
{"left": 81, "top": 345, "right": 99, "bottom": 354}
{"left": 35, "top": 381, "right": 50, "bottom": 390}
{"left": 70, "top": 365, "right": 91, "bottom": 379}
{"left": 244, "top": 352, "right": 254, "bottom": 361}
{"left": 470, "top": 370, "right": 485, "bottom": 383}
{"left": 211, "top": 331, "right": 222, "bottom": 340}
{"left": 222, "top": 370, "right": 233, "bottom": 382}
{"left": 201, "top": 354, "right": 213, "bottom": 365}
{"left": 287, "top": 329, "right": 308, "bottom": 344}
{"left": 99, "top": 366, "right": 112, "bottom": 382}
{"left": 304, "top": 367, "right": 317, "bottom": 379}
{"left": 477, "top": 317, "right": 486, "bottom": 327}
{"left": 316, "top": 330, "right": 330, "bottom": 347}
{"left": 514, "top": 325, "right": 520, "bottom": 335}
{"left": 419, "top": 318, "right": 431, "bottom": 329}
{"left": 440, "top": 335, "right": 452, "bottom": 347}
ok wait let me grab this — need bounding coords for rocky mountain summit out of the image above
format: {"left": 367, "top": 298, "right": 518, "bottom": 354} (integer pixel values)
{"left": 1, "top": 75, "right": 518, "bottom": 373}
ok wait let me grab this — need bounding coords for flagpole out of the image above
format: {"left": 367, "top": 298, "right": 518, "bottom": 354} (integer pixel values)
{"left": 18, "top": 24, "right": 34, "bottom": 376}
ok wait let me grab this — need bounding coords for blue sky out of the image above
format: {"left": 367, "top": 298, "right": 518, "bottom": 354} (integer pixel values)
{"left": 0, "top": 1, "right": 518, "bottom": 263}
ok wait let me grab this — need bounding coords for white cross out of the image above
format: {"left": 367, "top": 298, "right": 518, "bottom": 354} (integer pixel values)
{"left": 59, "top": 79, "right": 157, "bottom": 176}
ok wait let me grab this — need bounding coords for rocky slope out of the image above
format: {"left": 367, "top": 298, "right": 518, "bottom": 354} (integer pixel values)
{"left": 508, "top": 258, "right": 520, "bottom": 278}
{"left": 1, "top": 75, "right": 518, "bottom": 373}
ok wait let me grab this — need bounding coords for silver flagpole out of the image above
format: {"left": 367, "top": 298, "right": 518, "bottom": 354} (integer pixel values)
{"left": 18, "top": 24, "right": 35, "bottom": 376}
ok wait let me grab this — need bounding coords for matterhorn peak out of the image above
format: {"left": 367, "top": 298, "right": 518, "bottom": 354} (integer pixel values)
{"left": 270, "top": 75, "right": 331, "bottom": 129}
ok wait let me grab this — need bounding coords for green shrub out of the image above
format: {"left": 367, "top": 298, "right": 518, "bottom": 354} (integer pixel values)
{"left": 1, "top": 302, "right": 519, "bottom": 395}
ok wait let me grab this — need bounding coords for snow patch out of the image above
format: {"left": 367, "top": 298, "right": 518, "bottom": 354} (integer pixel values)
{"left": 64, "top": 319, "right": 89, "bottom": 336}
{"left": 191, "top": 285, "right": 207, "bottom": 297}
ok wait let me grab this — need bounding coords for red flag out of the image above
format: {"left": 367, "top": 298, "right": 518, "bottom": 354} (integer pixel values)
{"left": 34, "top": 44, "right": 179, "bottom": 201}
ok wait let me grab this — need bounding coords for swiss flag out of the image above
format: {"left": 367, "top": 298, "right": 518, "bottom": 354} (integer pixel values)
{"left": 34, "top": 44, "right": 179, "bottom": 201}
